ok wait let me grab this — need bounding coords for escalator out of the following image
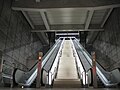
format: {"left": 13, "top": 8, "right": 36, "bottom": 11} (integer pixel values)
{"left": 14, "top": 38, "right": 63, "bottom": 87}
{"left": 72, "top": 38, "right": 120, "bottom": 87}
{"left": 14, "top": 37, "right": 120, "bottom": 88}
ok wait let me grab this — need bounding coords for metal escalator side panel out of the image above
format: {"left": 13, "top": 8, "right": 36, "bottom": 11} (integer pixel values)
{"left": 15, "top": 70, "right": 25, "bottom": 84}
{"left": 75, "top": 40, "right": 111, "bottom": 86}
{"left": 71, "top": 40, "right": 84, "bottom": 78}
{"left": 42, "top": 39, "right": 61, "bottom": 68}
{"left": 72, "top": 40, "right": 91, "bottom": 71}
{"left": 80, "top": 44, "right": 119, "bottom": 86}
{"left": 25, "top": 69, "right": 38, "bottom": 86}
{"left": 48, "top": 39, "right": 65, "bottom": 85}
{"left": 15, "top": 38, "right": 62, "bottom": 86}
{"left": 74, "top": 38, "right": 120, "bottom": 87}
{"left": 43, "top": 40, "right": 62, "bottom": 72}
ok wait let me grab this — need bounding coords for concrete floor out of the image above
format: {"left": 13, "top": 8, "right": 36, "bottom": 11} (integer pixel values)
{"left": 0, "top": 88, "right": 119, "bottom": 90}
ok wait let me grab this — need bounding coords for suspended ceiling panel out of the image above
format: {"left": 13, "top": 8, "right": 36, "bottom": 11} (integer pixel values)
{"left": 46, "top": 9, "right": 88, "bottom": 25}
{"left": 21, "top": 8, "right": 112, "bottom": 31}
{"left": 91, "top": 9, "right": 108, "bottom": 24}
{"left": 25, "top": 8, "right": 108, "bottom": 27}
{"left": 12, "top": 0, "right": 120, "bottom": 31}
{"left": 27, "top": 11, "right": 44, "bottom": 25}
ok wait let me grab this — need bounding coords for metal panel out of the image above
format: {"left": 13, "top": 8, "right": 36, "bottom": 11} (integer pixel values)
{"left": 19, "top": 6, "right": 113, "bottom": 31}
{"left": 46, "top": 9, "right": 88, "bottom": 25}
{"left": 85, "top": 10, "right": 94, "bottom": 29}
{"left": 31, "top": 29, "right": 104, "bottom": 32}
{"left": 91, "top": 9, "right": 108, "bottom": 24}
{"left": 22, "top": 11, "right": 35, "bottom": 29}
{"left": 27, "top": 11, "right": 44, "bottom": 25}
{"left": 40, "top": 11, "right": 50, "bottom": 30}
{"left": 12, "top": 0, "right": 120, "bottom": 11}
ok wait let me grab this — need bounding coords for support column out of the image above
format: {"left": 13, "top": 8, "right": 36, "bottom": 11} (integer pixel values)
{"left": 36, "top": 52, "right": 43, "bottom": 88}
{"left": 92, "top": 51, "right": 97, "bottom": 88}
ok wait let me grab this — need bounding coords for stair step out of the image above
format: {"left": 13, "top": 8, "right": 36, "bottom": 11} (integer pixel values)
{"left": 53, "top": 79, "right": 81, "bottom": 88}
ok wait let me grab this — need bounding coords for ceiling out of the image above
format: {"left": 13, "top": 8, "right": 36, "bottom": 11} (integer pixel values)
{"left": 21, "top": 8, "right": 111, "bottom": 32}
{"left": 12, "top": 0, "right": 120, "bottom": 32}
{"left": 46, "top": 9, "right": 88, "bottom": 25}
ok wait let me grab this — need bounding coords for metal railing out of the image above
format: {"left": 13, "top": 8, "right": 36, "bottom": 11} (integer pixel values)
{"left": 45, "top": 38, "right": 64, "bottom": 85}
{"left": 71, "top": 38, "right": 89, "bottom": 86}
{"left": 14, "top": 38, "right": 62, "bottom": 86}
{"left": 74, "top": 38, "right": 120, "bottom": 87}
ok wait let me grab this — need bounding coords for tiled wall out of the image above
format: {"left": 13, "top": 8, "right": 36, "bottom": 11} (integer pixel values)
{"left": 0, "top": 0, "right": 43, "bottom": 73}
{"left": 92, "top": 8, "right": 120, "bottom": 71}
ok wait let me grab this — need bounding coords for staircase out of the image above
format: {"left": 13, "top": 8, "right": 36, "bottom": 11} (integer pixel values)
{"left": 53, "top": 40, "right": 81, "bottom": 88}
{"left": 53, "top": 79, "right": 81, "bottom": 88}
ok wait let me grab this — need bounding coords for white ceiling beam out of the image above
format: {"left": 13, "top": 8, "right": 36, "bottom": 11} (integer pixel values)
{"left": 40, "top": 11, "right": 50, "bottom": 30}
{"left": 31, "top": 29, "right": 104, "bottom": 32}
{"left": 12, "top": 5, "right": 120, "bottom": 11}
{"left": 12, "top": 0, "right": 120, "bottom": 11}
{"left": 101, "top": 8, "right": 113, "bottom": 28}
{"left": 22, "top": 11, "right": 35, "bottom": 29}
{"left": 85, "top": 10, "right": 94, "bottom": 30}
{"left": 56, "top": 33, "right": 79, "bottom": 35}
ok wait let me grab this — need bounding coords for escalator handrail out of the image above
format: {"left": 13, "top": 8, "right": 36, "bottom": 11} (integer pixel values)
{"left": 15, "top": 38, "right": 62, "bottom": 86}
{"left": 75, "top": 38, "right": 120, "bottom": 74}
{"left": 72, "top": 40, "right": 91, "bottom": 72}
{"left": 42, "top": 40, "right": 62, "bottom": 69}
{"left": 71, "top": 39, "right": 86, "bottom": 78}
{"left": 19, "top": 38, "right": 60, "bottom": 74}
{"left": 17, "top": 38, "right": 61, "bottom": 72}
{"left": 91, "top": 48, "right": 120, "bottom": 72}
{"left": 48, "top": 38, "right": 64, "bottom": 75}
{"left": 26, "top": 39, "right": 61, "bottom": 74}
{"left": 74, "top": 40, "right": 92, "bottom": 67}
{"left": 74, "top": 38, "right": 120, "bottom": 86}
{"left": 46, "top": 40, "right": 62, "bottom": 72}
